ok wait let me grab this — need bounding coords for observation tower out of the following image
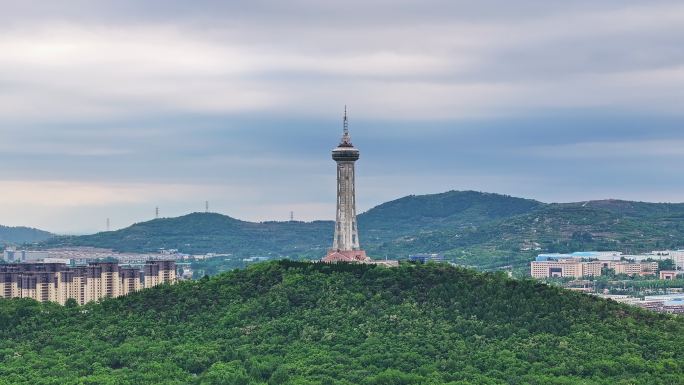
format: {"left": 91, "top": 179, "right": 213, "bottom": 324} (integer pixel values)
{"left": 323, "top": 107, "right": 370, "bottom": 263}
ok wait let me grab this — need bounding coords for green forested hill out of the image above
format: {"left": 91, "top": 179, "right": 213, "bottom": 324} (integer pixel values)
{"left": 0, "top": 261, "right": 682, "bottom": 384}
{"left": 40, "top": 191, "right": 526, "bottom": 255}
{"left": 358, "top": 190, "right": 542, "bottom": 243}
{"left": 40, "top": 191, "right": 684, "bottom": 268}
{"left": 372, "top": 201, "right": 684, "bottom": 268}
{"left": 0, "top": 225, "right": 53, "bottom": 245}
{"left": 41, "top": 191, "right": 541, "bottom": 256}
{"left": 42, "top": 212, "right": 333, "bottom": 257}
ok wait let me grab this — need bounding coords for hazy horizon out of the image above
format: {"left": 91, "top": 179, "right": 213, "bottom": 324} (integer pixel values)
{"left": 2, "top": 1, "right": 683, "bottom": 233}
{"left": 7, "top": 188, "right": 684, "bottom": 235}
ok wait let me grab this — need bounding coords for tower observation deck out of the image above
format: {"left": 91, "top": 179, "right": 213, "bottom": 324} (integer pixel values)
{"left": 323, "top": 107, "right": 370, "bottom": 263}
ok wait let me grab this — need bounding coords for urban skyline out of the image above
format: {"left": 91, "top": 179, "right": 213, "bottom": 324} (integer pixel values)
{"left": 1, "top": 1, "right": 684, "bottom": 233}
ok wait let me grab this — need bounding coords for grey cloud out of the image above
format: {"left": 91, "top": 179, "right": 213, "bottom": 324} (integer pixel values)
{"left": 0, "top": 1, "right": 683, "bottom": 232}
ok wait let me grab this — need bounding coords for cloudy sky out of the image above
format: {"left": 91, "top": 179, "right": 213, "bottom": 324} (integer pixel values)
{"left": 1, "top": 0, "right": 683, "bottom": 233}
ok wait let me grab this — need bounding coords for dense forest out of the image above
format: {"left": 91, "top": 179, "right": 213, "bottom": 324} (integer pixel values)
{"left": 39, "top": 191, "right": 684, "bottom": 270}
{"left": 0, "top": 261, "right": 682, "bottom": 384}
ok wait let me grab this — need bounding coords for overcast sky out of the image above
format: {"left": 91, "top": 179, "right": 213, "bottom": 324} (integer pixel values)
{"left": 1, "top": 0, "right": 683, "bottom": 233}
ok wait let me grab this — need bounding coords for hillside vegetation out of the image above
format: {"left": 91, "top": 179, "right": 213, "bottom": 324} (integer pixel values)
{"left": 0, "top": 261, "right": 682, "bottom": 384}
{"left": 359, "top": 191, "right": 542, "bottom": 242}
{"left": 0, "top": 225, "right": 53, "bottom": 245}
{"left": 43, "top": 213, "right": 332, "bottom": 257}
{"left": 41, "top": 191, "right": 684, "bottom": 268}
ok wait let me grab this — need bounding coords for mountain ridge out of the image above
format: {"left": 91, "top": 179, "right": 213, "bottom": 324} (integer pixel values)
{"left": 38, "top": 190, "right": 684, "bottom": 267}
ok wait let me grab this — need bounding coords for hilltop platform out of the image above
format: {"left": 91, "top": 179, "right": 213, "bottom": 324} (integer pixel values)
{"left": 321, "top": 250, "right": 398, "bottom": 266}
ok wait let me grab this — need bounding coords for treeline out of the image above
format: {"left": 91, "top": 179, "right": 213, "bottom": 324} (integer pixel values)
{"left": 0, "top": 261, "right": 682, "bottom": 384}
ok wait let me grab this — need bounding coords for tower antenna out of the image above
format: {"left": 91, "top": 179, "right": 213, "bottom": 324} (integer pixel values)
{"left": 290, "top": 211, "right": 294, "bottom": 221}
{"left": 343, "top": 105, "right": 349, "bottom": 135}
{"left": 155, "top": 207, "right": 159, "bottom": 219}
{"left": 205, "top": 201, "right": 209, "bottom": 213}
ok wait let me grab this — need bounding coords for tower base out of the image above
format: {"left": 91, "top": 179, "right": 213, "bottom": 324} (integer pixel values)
{"left": 322, "top": 249, "right": 370, "bottom": 263}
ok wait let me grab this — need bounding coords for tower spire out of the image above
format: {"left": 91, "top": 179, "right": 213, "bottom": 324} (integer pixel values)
{"left": 339, "top": 105, "right": 352, "bottom": 146}
{"left": 343, "top": 105, "right": 348, "bottom": 135}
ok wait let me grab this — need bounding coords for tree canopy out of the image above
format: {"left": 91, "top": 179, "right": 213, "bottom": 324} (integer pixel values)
{"left": 0, "top": 261, "right": 682, "bottom": 384}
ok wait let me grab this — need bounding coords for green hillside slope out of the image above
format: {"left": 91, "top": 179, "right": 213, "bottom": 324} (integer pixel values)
{"left": 0, "top": 261, "right": 682, "bottom": 384}
{"left": 0, "top": 225, "right": 53, "bottom": 245}
{"left": 373, "top": 202, "right": 684, "bottom": 267}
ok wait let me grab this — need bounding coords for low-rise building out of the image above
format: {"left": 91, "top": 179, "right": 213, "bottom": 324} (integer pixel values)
{"left": 638, "top": 294, "right": 684, "bottom": 314}
{"left": 532, "top": 250, "right": 676, "bottom": 279}
{"left": 530, "top": 259, "right": 601, "bottom": 278}
{"left": 409, "top": 254, "right": 445, "bottom": 264}
{"left": 531, "top": 259, "right": 657, "bottom": 279}
{"left": 659, "top": 270, "right": 683, "bottom": 280}
{"left": 2, "top": 249, "right": 50, "bottom": 263}
{"left": 651, "top": 250, "right": 684, "bottom": 269}
{"left": 536, "top": 251, "right": 674, "bottom": 265}
{"left": 608, "top": 261, "right": 658, "bottom": 276}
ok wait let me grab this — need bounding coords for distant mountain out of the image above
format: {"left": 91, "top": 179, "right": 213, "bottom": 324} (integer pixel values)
{"left": 1, "top": 261, "right": 682, "bottom": 384}
{"left": 359, "top": 190, "right": 543, "bottom": 243}
{"left": 42, "top": 212, "right": 333, "bottom": 257}
{"left": 41, "top": 191, "right": 538, "bottom": 256}
{"left": 0, "top": 225, "right": 53, "bottom": 245}
{"left": 378, "top": 200, "right": 684, "bottom": 268}
{"left": 41, "top": 191, "right": 684, "bottom": 267}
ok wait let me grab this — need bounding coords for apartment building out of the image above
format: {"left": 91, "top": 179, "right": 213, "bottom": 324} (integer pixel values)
{"left": 0, "top": 261, "right": 176, "bottom": 305}
{"left": 120, "top": 267, "right": 142, "bottom": 296}
{"left": 143, "top": 260, "right": 177, "bottom": 288}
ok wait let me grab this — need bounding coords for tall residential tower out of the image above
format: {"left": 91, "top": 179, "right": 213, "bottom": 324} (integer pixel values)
{"left": 323, "top": 108, "right": 370, "bottom": 263}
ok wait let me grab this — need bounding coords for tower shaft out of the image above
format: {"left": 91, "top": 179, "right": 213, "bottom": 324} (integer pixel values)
{"left": 333, "top": 160, "right": 359, "bottom": 250}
